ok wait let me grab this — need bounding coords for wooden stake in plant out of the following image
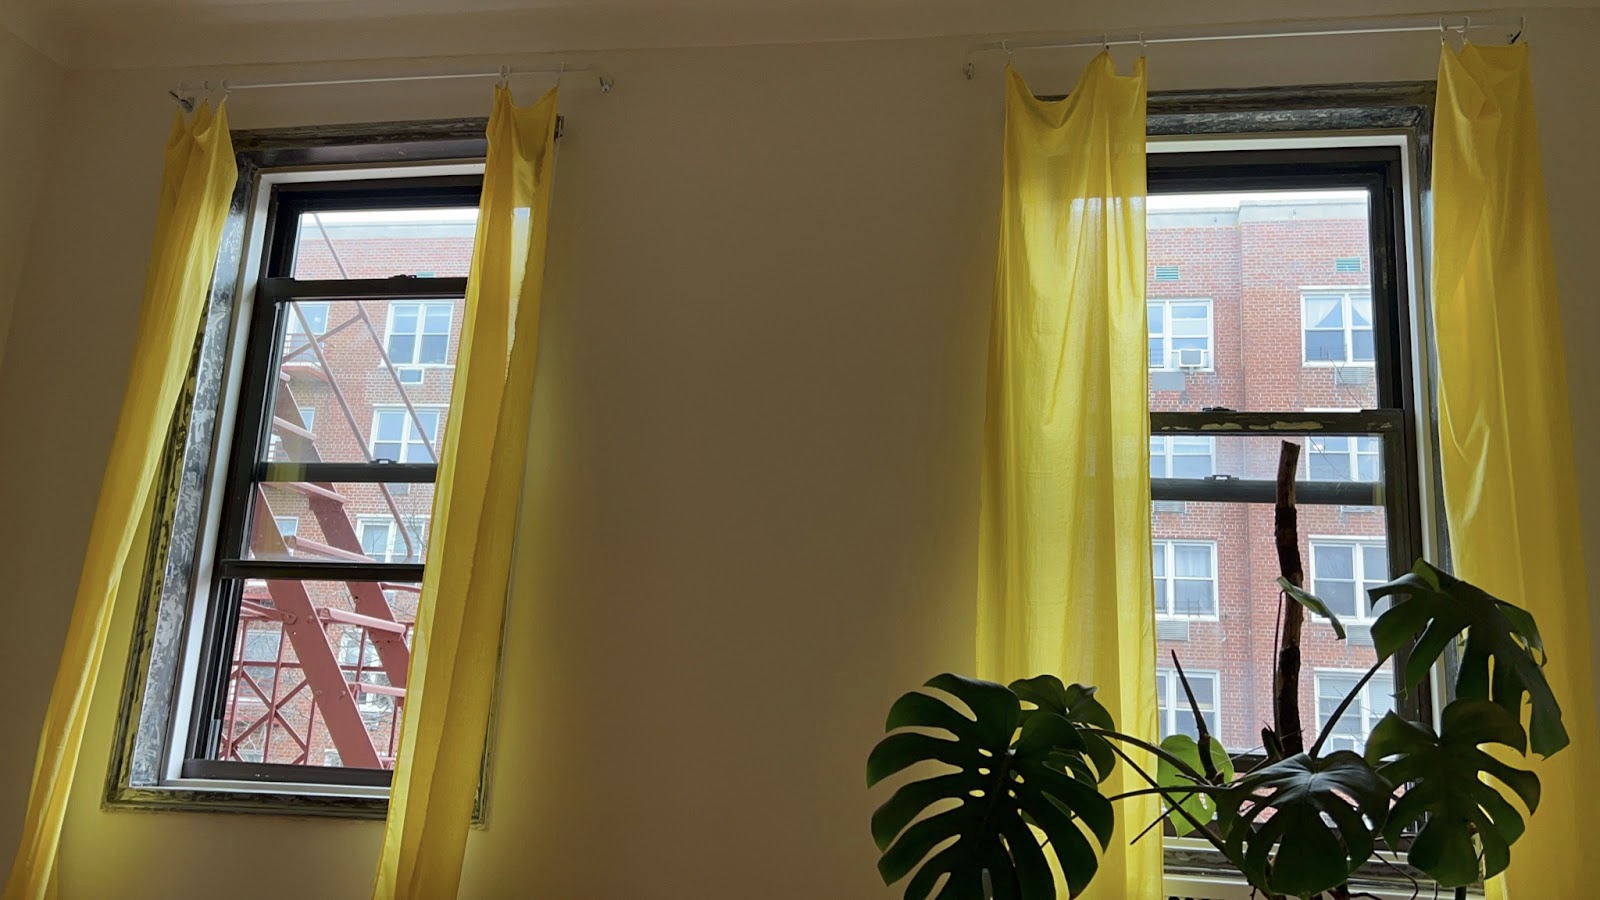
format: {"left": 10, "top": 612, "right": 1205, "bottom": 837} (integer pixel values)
{"left": 1272, "top": 440, "right": 1306, "bottom": 758}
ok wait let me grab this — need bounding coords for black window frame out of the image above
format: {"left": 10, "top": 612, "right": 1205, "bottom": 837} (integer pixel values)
{"left": 182, "top": 175, "right": 483, "bottom": 788}
{"left": 1146, "top": 144, "right": 1431, "bottom": 745}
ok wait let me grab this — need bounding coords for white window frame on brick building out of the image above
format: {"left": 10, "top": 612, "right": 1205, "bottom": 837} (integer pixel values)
{"left": 1150, "top": 434, "right": 1215, "bottom": 479}
{"left": 283, "top": 300, "right": 330, "bottom": 354}
{"left": 358, "top": 515, "right": 428, "bottom": 564}
{"left": 1308, "top": 538, "right": 1390, "bottom": 623}
{"left": 384, "top": 301, "right": 454, "bottom": 367}
{"left": 1305, "top": 435, "right": 1381, "bottom": 482}
{"left": 1148, "top": 298, "right": 1214, "bottom": 371}
{"left": 1301, "top": 288, "right": 1375, "bottom": 366}
{"left": 1156, "top": 667, "right": 1220, "bottom": 740}
{"left": 1152, "top": 539, "right": 1219, "bottom": 620}
{"left": 370, "top": 406, "right": 443, "bottom": 463}
{"left": 1315, "top": 668, "right": 1395, "bottom": 753}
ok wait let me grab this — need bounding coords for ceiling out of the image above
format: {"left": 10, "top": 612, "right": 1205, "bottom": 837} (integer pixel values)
{"left": 7, "top": 0, "right": 1599, "bottom": 70}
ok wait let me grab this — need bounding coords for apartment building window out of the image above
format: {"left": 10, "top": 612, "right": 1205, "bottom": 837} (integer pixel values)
{"left": 1149, "top": 298, "right": 1213, "bottom": 370}
{"left": 386, "top": 301, "right": 453, "bottom": 366}
{"left": 1148, "top": 145, "right": 1427, "bottom": 761}
{"left": 359, "top": 516, "right": 428, "bottom": 564}
{"left": 1302, "top": 289, "right": 1375, "bottom": 365}
{"left": 1156, "top": 668, "right": 1220, "bottom": 740}
{"left": 1316, "top": 669, "right": 1395, "bottom": 753}
{"left": 283, "top": 301, "right": 330, "bottom": 355}
{"left": 1306, "top": 435, "right": 1381, "bottom": 482}
{"left": 1153, "top": 540, "right": 1218, "bottom": 619}
{"left": 1309, "top": 540, "right": 1390, "bottom": 621}
{"left": 371, "top": 407, "right": 442, "bottom": 463}
{"left": 1150, "top": 435, "right": 1215, "bottom": 479}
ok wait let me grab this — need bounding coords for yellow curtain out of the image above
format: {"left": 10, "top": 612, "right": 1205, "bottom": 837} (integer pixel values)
{"left": 977, "top": 56, "right": 1160, "bottom": 898}
{"left": 372, "top": 84, "right": 559, "bottom": 899}
{"left": 1433, "top": 43, "right": 1600, "bottom": 898}
{"left": 3, "top": 106, "right": 236, "bottom": 900}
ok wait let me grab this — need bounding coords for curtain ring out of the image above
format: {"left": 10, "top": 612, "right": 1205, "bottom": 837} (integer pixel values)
{"left": 1101, "top": 33, "right": 1109, "bottom": 51}
{"left": 1440, "top": 18, "right": 1447, "bottom": 45}
{"left": 498, "top": 65, "right": 511, "bottom": 87}
{"left": 1002, "top": 39, "right": 1012, "bottom": 60}
{"left": 1138, "top": 32, "right": 1148, "bottom": 56}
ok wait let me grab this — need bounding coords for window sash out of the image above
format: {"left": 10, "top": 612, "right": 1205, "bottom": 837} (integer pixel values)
{"left": 1156, "top": 668, "right": 1221, "bottom": 739}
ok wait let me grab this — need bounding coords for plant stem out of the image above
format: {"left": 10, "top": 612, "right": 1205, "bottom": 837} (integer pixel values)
{"left": 1273, "top": 440, "right": 1307, "bottom": 757}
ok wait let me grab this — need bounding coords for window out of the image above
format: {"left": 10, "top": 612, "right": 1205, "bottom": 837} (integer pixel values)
{"left": 358, "top": 516, "right": 428, "bottom": 564}
{"left": 283, "top": 301, "right": 329, "bottom": 356}
{"left": 1309, "top": 540, "right": 1390, "bottom": 621}
{"left": 1156, "top": 668, "right": 1220, "bottom": 740}
{"left": 1150, "top": 435, "right": 1215, "bottom": 479}
{"left": 1316, "top": 669, "right": 1395, "bottom": 753}
{"left": 1153, "top": 540, "right": 1217, "bottom": 619}
{"left": 1148, "top": 298, "right": 1213, "bottom": 370}
{"left": 371, "top": 408, "right": 441, "bottom": 463}
{"left": 1147, "top": 145, "right": 1426, "bottom": 763}
{"left": 386, "top": 301, "right": 453, "bottom": 366}
{"left": 1306, "top": 435, "right": 1381, "bottom": 482}
{"left": 1302, "top": 289, "right": 1374, "bottom": 365}
{"left": 149, "top": 174, "right": 479, "bottom": 796}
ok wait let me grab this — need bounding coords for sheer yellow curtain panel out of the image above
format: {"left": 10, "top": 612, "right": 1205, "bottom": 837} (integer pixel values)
{"left": 976, "top": 54, "right": 1160, "bottom": 898}
{"left": 372, "top": 84, "right": 559, "bottom": 900}
{"left": 3, "top": 105, "right": 236, "bottom": 900}
{"left": 1433, "top": 42, "right": 1600, "bottom": 898}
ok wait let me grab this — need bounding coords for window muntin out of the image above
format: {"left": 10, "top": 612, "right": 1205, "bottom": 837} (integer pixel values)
{"left": 1153, "top": 540, "right": 1218, "bottom": 619}
{"left": 1302, "top": 289, "right": 1375, "bottom": 366}
{"left": 1309, "top": 539, "right": 1390, "bottom": 621}
{"left": 1156, "top": 668, "right": 1220, "bottom": 740}
{"left": 1316, "top": 669, "right": 1395, "bottom": 753}
{"left": 1148, "top": 298, "right": 1213, "bottom": 370}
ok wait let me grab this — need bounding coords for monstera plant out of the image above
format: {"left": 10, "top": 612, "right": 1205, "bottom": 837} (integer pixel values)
{"left": 867, "top": 448, "right": 1567, "bottom": 900}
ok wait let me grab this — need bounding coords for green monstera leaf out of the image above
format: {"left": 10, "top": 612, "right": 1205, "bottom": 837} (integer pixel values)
{"left": 1369, "top": 560, "right": 1567, "bottom": 756}
{"left": 1156, "top": 734, "right": 1235, "bottom": 837}
{"left": 866, "top": 674, "right": 1115, "bottom": 899}
{"left": 1365, "top": 699, "right": 1541, "bottom": 888}
{"left": 1216, "top": 752, "right": 1392, "bottom": 897}
{"left": 1009, "top": 674, "right": 1118, "bottom": 785}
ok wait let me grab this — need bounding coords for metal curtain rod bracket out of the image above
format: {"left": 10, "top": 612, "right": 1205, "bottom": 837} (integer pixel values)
{"left": 170, "top": 63, "right": 612, "bottom": 107}
{"left": 962, "top": 13, "right": 1527, "bottom": 78}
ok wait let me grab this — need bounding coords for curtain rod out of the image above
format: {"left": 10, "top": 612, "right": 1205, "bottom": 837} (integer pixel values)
{"left": 965, "top": 14, "right": 1525, "bottom": 78}
{"left": 169, "top": 65, "right": 613, "bottom": 110}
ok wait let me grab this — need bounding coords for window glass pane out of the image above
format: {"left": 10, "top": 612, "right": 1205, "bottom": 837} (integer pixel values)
{"left": 1173, "top": 581, "right": 1215, "bottom": 616}
{"left": 1174, "top": 544, "right": 1211, "bottom": 577}
{"left": 247, "top": 483, "right": 436, "bottom": 563}
{"left": 217, "top": 580, "right": 416, "bottom": 768}
{"left": 1156, "top": 501, "right": 1390, "bottom": 753}
{"left": 1158, "top": 433, "right": 1386, "bottom": 484}
{"left": 291, "top": 208, "right": 478, "bottom": 279}
{"left": 1314, "top": 544, "right": 1355, "bottom": 579}
{"left": 1351, "top": 328, "right": 1376, "bottom": 362}
{"left": 269, "top": 298, "right": 461, "bottom": 464}
{"left": 1148, "top": 190, "right": 1375, "bottom": 410}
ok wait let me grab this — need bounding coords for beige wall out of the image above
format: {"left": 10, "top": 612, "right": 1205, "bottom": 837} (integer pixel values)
{"left": 0, "top": 26, "right": 63, "bottom": 373}
{"left": 0, "top": 10, "right": 1597, "bottom": 899}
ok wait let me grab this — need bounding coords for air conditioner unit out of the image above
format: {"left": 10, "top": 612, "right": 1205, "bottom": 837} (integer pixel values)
{"left": 1176, "top": 348, "right": 1209, "bottom": 369}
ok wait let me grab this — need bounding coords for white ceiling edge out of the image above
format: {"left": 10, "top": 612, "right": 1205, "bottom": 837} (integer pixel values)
{"left": 2, "top": 4, "right": 70, "bottom": 65}
{"left": 29, "top": 1, "right": 1600, "bottom": 72}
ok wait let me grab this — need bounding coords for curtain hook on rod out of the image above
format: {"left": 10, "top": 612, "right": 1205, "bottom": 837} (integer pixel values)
{"left": 1509, "top": 16, "right": 1524, "bottom": 44}
{"left": 1101, "top": 33, "right": 1109, "bottom": 51}
{"left": 498, "top": 64, "right": 511, "bottom": 87}
{"left": 1139, "top": 32, "right": 1148, "bottom": 56}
